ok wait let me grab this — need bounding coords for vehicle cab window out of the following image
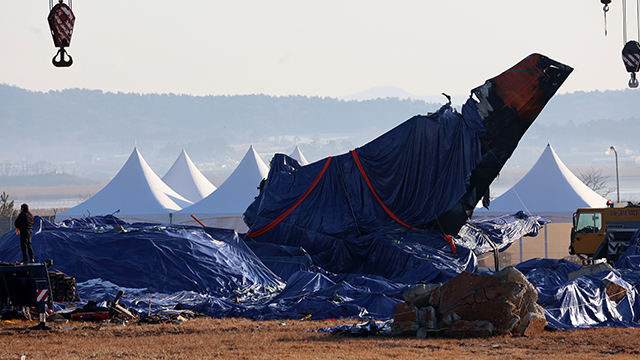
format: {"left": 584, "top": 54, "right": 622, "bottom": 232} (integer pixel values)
{"left": 575, "top": 212, "right": 602, "bottom": 234}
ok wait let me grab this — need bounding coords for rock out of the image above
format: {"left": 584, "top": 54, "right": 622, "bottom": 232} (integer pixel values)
{"left": 429, "top": 285, "right": 441, "bottom": 308}
{"left": 403, "top": 284, "right": 439, "bottom": 308}
{"left": 446, "top": 320, "right": 495, "bottom": 338}
{"left": 443, "top": 295, "right": 519, "bottom": 334}
{"left": 397, "top": 266, "right": 544, "bottom": 337}
{"left": 416, "top": 327, "right": 428, "bottom": 339}
{"left": 494, "top": 266, "right": 544, "bottom": 335}
{"left": 441, "top": 311, "right": 461, "bottom": 326}
{"left": 494, "top": 266, "right": 538, "bottom": 304}
{"left": 392, "top": 302, "right": 418, "bottom": 334}
{"left": 417, "top": 306, "right": 437, "bottom": 329}
{"left": 603, "top": 279, "right": 627, "bottom": 302}
{"left": 438, "top": 272, "right": 502, "bottom": 313}
{"left": 484, "top": 282, "right": 525, "bottom": 302}
{"left": 517, "top": 303, "right": 546, "bottom": 337}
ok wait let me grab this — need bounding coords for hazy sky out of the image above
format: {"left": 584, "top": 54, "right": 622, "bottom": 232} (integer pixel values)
{"left": 4, "top": 1, "right": 638, "bottom": 97}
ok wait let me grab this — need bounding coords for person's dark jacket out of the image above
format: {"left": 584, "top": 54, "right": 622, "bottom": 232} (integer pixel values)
{"left": 15, "top": 210, "right": 34, "bottom": 234}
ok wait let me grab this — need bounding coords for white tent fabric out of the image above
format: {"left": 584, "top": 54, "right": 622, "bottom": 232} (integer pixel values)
{"left": 290, "top": 145, "right": 309, "bottom": 165}
{"left": 476, "top": 143, "right": 607, "bottom": 220}
{"left": 56, "top": 147, "right": 193, "bottom": 223}
{"left": 162, "top": 149, "right": 217, "bottom": 203}
{"left": 173, "top": 145, "right": 269, "bottom": 231}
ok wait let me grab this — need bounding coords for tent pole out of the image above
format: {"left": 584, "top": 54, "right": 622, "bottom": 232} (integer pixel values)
{"left": 544, "top": 224, "right": 548, "bottom": 258}
{"left": 519, "top": 237, "right": 523, "bottom": 263}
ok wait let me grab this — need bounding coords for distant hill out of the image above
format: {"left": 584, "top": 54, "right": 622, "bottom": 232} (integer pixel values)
{"left": 0, "top": 173, "right": 101, "bottom": 187}
{"left": 1, "top": 83, "right": 639, "bottom": 182}
{"left": 0, "top": 84, "right": 442, "bottom": 176}
{"left": 534, "top": 89, "right": 640, "bottom": 125}
{"left": 338, "top": 85, "right": 468, "bottom": 105}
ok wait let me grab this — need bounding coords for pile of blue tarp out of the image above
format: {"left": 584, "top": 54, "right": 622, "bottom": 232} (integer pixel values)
{"left": 0, "top": 216, "right": 285, "bottom": 298}
{"left": 5, "top": 213, "right": 640, "bottom": 330}
{"left": 515, "top": 257, "right": 640, "bottom": 330}
{"left": 0, "top": 213, "right": 548, "bottom": 323}
{"left": 497, "top": 230, "right": 640, "bottom": 330}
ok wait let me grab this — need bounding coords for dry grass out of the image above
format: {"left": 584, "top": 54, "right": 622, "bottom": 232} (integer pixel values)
{"left": 1, "top": 317, "right": 640, "bottom": 359}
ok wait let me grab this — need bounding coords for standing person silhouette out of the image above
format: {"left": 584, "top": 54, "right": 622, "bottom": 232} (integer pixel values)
{"left": 14, "top": 203, "right": 34, "bottom": 264}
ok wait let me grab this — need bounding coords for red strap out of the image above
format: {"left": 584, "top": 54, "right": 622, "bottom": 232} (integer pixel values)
{"left": 191, "top": 214, "right": 206, "bottom": 228}
{"left": 443, "top": 235, "right": 457, "bottom": 254}
{"left": 351, "top": 150, "right": 417, "bottom": 230}
{"left": 245, "top": 157, "right": 333, "bottom": 238}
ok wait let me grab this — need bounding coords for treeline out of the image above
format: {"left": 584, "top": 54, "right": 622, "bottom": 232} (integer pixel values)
{"left": 522, "top": 118, "right": 640, "bottom": 163}
{"left": 0, "top": 161, "right": 65, "bottom": 177}
{"left": 1, "top": 83, "right": 639, "bottom": 179}
{"left": 0, "top": 84, "right": 441, "bottom": 171}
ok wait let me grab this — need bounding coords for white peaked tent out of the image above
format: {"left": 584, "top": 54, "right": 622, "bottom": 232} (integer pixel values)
{"left": 173, "top": 145, "right": 270, "bottom": 231}
{"left": 478, "top": 143, "right": 607, "bottom": 217}
{"left": 162, "top": 149, "right": 217, "bottom": 203}
{"left": 56, "top": 147, "right": 193, "bottom": 223}
{"left": 290, "top": 145, "right": 309, "bottom": 165}
{"left": 474, "top": 143, "right": 608, "bottom": 263}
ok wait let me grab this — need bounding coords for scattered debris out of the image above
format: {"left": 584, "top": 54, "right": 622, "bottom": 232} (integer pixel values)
{"left": 330, "top": 320, "right": 391, "bottom": 337}
{"left": 138, "top": 309, "right": 198, "bottom": 325}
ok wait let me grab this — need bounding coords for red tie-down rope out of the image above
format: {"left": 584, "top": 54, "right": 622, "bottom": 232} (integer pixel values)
{"left": 245, "top": 157, "right": 333, "bottom": 238}
{"left": 443, "top": 234, "right": 457, "bottom": 254}
{"left": 350, "top": 150, "right": 417, "bottom": 231}
{"left": 351, "top": 149, "right": 457, "bottom": 254}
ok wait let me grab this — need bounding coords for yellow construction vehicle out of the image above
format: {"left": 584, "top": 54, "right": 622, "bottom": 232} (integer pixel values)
{"left": 570, "top": 202, "right": 640, "bottom": 263}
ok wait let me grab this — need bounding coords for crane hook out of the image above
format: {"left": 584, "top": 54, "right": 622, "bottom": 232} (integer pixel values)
{"left": 622, "top": 40, "right": 640, "bottom": 88}
{"left": 48, "top": 1, "right": 75, "bottom": 67}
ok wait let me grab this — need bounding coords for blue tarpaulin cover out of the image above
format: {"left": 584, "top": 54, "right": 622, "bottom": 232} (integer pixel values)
{"left": 0, "top": 216, "right": 285, "bottom": 297}
{"left": 0, "top": 212, "right": 543, "bottom": 322}
{"left": 6, "top": 214, "right": 639, "bottom": 330}
{"left": 242, "top": 100, "right": 485, "bottom": 283}
{"left": 458, "top": 211, "right": 551, "bottom": 255}
{"left": 244, "top": 100, "right": 485, "bottom": 244}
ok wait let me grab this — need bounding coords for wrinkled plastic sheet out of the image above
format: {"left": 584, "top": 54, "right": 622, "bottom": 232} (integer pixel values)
{"left": 245, "top": 242, "right": 315, "bottom": 282}
{"left": 458, "top": 211, "right": 551, "bottom": 255}
{"left": 244, "top": 100, "right": 485, "bottom": 267}
{"left": 0, "top": 215, "right": 479, "bottom": 321}
{"left": 8, "top": 215, "right": 640, "bottom": 329}
{"left": 0, "top": 216, "right": 284, "bottom": 297}
{"left": 72, "top": 271, "right": 410, "bottom": 321}
{"left": 517, "top": 257, "right": 640, "bottom": 329}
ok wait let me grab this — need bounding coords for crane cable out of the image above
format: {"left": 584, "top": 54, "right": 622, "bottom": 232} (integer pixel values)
{"left": 49, "top": 0, "right": 72, "bottom": 11}
{"left": 621, "top": 0, "right": 640, "bottom": 44}
{"left": 623, "top": 0, "right": 628, "bottom": 44}
{"left": 604, "top": 1, "right": 610, "bottom": 35}
{"left": 637, "top": 0, "right": 640, "bottom": 41}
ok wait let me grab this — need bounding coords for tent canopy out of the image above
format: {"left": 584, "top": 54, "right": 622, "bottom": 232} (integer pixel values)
{"left": 289, "top": 145, "right": 309, "bottom": 165}
{"left": 57, "top": 147, "right": 192, "bottom": 223}
{"left": 478, "top": 143, "right": 607, "bottom": 216}
{"left": 173, "top": 145, "right": 269, "bottom": 230}
{"left": 162, "top": 148, "right": 217, "bottom": 203}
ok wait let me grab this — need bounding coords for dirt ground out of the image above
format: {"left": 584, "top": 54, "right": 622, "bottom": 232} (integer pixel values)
{"left": 1, "top": 317, "right": 640, "bottom": 359}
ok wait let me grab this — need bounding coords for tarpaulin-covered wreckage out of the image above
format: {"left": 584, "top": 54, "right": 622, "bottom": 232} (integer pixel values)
{"left": 5, "top": 54, "right": 633, "bottom": 330}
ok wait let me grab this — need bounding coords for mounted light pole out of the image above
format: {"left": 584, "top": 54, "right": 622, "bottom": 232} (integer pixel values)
{"left": 610, "top": 145, "right": 620, "bottom": 203}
